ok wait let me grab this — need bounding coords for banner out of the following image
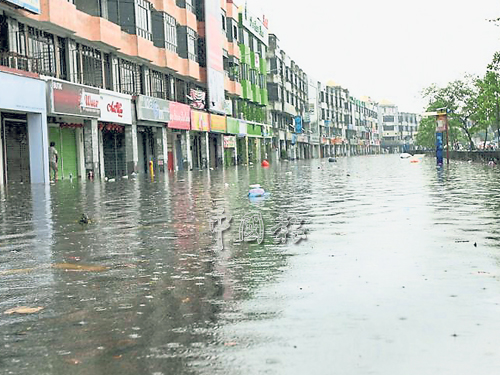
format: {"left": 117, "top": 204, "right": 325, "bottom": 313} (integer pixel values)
{"left": 136, "top": 95, "right": 170, "bottom": 122}
{"left": 223, "top": 135, "right": 236, "bottom": 148}
{"left": 3, "top": 0, "right": 40, "bottom": 14}
{"left": 205, "top": 0, "right": 226, "bottom": 114}
{"left": 49, "top": 79, "right": 100, "bottom": 117}
{"left": 168, "top": 102, "right": 191, "bottom": 130}
{"left": 99, "top": 89, "right": 132, "bottom": 125}
{"left": 191, "top": 110, "right": 210, "bottom": 132}
{"left": 210, "top": 114, "right": 226, "bottom": 133}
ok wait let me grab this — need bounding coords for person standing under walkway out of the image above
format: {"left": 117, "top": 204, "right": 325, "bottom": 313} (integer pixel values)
{"left": 49, "top": 141, "right": 58, "bottom": 182}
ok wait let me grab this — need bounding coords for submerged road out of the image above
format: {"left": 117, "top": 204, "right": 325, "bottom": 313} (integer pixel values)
{"left": 1, "top": 155, "right": 500, "bottom": 375}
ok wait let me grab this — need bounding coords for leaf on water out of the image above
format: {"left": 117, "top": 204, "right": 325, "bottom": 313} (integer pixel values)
{"left": 4, "top": 306, "right": 44, "bottom": 315}
{"left": 52, "top": 263, "right": 109, "bottom": 272}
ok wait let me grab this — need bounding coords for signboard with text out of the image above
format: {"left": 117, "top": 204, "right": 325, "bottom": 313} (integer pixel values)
{"left": 99, "top": 90, "right": 132, "bottom": 125}
{"left": 168, "top": 102, "right": 191, "bottom": 130}
{"left": 191, "top": 110, "right": 210, "bottom": 132}
{"left": 223, "top": 135, "right": 236, "bottom": 148}
{"left": 49, "top": 79, "right": 100, "bottom": 118}
{"left": 205, "top": 0, "right": 226, "bottom": 114}
{"left": 3, "top": 0, "right": 40, "bottom": 14}
{"left": 137, "top": 95, "right": 170, "bottom": 123}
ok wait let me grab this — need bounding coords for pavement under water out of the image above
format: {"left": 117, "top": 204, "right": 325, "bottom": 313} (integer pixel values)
{"left": 1, "top": 155, "right": 500, "bottom": 375}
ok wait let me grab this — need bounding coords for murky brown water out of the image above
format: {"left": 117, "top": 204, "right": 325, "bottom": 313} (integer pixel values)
{"left": 1, "top": 155, "right": 500, "bottom": 375}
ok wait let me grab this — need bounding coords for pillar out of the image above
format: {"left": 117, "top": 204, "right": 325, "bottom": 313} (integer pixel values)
{"left": 125, "top": 124, "right": 138, "bottom": 174}
{"left": 83, "top": 119, "right": 100, "bottom": 179}
{"left": 76, "top": 127, "right": 85, "bottom": 178}
{"left": 205, "top": 132, "right": 210, "bottom": 169}
{"left": 161, "top": 126, "right": 169, "bottom": 174}
{"left": 186, "top": 131, "right": 193, "bottom": 170}
{"left": 27, "top": 113, "right": 49, "bottom": 184}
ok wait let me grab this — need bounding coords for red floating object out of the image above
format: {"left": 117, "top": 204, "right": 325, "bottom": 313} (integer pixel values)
{"left": 261, "top": 160, "right": 270, "bottom": 167}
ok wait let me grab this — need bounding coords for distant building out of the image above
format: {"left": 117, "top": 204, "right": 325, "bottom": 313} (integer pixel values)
{"left": 379, "top": 101, "right": 420, "bottom": 153}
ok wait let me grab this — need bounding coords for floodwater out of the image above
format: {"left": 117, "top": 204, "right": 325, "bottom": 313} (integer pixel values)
{"left": 1, "top": 155, "right": 500, "bottom": 375}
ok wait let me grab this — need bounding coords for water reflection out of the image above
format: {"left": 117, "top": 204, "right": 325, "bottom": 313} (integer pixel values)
{"left": 1, "top": 156, "right": 500, "bottom": 374}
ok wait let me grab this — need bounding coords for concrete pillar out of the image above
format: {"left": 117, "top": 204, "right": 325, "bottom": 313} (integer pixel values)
{"left": 76, "top": 127, "right": 85, "bottom": 178}
{"left": 205, "top": 132, "right": 210, "bottom": 169}
{"left": 98, "top": 129, "right": 105, "bottom": 178}
{"left": 245, "top": 136, "right": 249, "bottom": 165}
{"left": 186, "top": 131, "right": 193, "bottom": 170}
{"left": 125, "top": 124, "right": 138, "bottom": 174}
{"left": 234, "top": 138, "right": 237, "bottom": 165}
{"left": 161, "top": 126, "right": 169, "bottom": 174}
{"left": 27, "top": 113, "right": 49, "bottom": 184}
{"left": 220, "top": 134, "right": 225, "bottom": 167}
{"left": 83, "top": 119, "right": 100, "bottom": 179}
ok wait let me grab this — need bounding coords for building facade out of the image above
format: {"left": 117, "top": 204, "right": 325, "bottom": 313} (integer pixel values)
{"left": 266, "top": 34, "right": 309, "bottom": 161}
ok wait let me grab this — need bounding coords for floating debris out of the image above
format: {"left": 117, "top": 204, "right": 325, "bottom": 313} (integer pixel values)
{"left": 4, "top": 306, "right": 44, "bottom": 315}
{"left": 52, "top": 263, "right": 109, "bottom": 272}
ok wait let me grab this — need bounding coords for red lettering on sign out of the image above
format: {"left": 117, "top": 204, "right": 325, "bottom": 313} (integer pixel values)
{"left": 107, "top": 101, "right": 123, "bottom": 118}
{"left": 84, "top": 94, "right": 99, "bottom": 108}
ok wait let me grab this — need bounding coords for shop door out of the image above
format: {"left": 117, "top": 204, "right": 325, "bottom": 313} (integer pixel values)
{"left": 209, "top": 136, "right": 218, "bottom": 168}
{"left": 3, "top": 120, "right": 30, "bottom": 183}
{"left": 102, "top": 130, "right": 126, "bottom": 179}
{"left": 49, "top": 127, "right": 78, "bottom": 179}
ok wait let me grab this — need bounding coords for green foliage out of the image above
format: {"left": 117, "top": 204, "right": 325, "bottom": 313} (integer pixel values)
{"left": 421, "top": 76, "right": 479, "bottom": 149}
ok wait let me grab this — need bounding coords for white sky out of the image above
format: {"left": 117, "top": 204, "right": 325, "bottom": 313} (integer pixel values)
{"left": 247, "top": 0, "right": 500, "bottom": 113}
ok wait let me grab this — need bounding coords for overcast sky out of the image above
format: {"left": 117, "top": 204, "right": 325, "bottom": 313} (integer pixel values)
{"left": 246, "top": 0, "right": 500, "bottom": 113}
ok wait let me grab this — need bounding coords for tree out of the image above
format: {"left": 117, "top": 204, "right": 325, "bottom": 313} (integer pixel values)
{"left": 421, "top": 76, "right": 479, "bottom": 150}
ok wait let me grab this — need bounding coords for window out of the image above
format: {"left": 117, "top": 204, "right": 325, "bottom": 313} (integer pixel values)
{"left": 383, "top": 115, "right": 395, "bottom": 123}
{"left": 187, "top": 27, "right": 197, "bottom": 62}
{"left": 185, "top": 0, "right": 193, "bottom": 13}
{"left": 229, "top": 57, "right": 240, "bottom": 82}
{"left": 114, "top": 58, "right": 142, "bottom": 95}
{"left": 72, "top": 44, "right": 104, "bottom": 88}
{"left": 136, "top": 0, "right": 152, "bottom": 41}
{"left": 221, "top": 10, "right": 226, "bottom": 31}
{"left": 150, "top": 70, "right": 167, "bottom": 99}
{"left": 164, "top": 13, "right": 177, "bottom": 52}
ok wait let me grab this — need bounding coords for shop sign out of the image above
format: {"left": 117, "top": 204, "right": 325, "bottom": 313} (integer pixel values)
{"left": 136, "top": 95, "right": 170, "bottom": 122}
{"left": 333, "top": 137, "right": 343, "bottom": 145}
{"left": 3, "top": 0, "right": 40, "bottom": 14}
{"left": 297, "top": 134, "right": 308, "bottom": 143}
{"left": 286, "top": 132, "right": 292, "bottom": 141}
{"left": 226, "top": 117, "right": 239, "bottom": 134}
{"left": 349, "top": 138, "right": 357, "bottom": 145}
{"left": 279, "top": 130, "right": 285, "bottom": 140}
{"left": 238, "top": 120, "right": 247, "bottom": 136}
{"left": 310, "top": 134, "right": 320, "bottom": 144}
{"left": 294, "top": 116, "right": 302, "bottom": 133}
{"left": 223, "top": 135, "right": 236, "bottom": 148}
{"left": 99, "top": 89, "right": 132, "bottom": 124}
{"left": 240, "top": 6, "right": 269, "bottom": 46}
{"left": 210, "top": 114, "right": 226, "bottom": 133}
{"left": 191, "top": 110, "right": 210, "bottom": 132}
{"left": 50, "top": 79, "right": 100, "bottom": 118}
{"left": 205, "top": 0, "right": 226, "bottom": 114}
{"left": 168, "top": 102, "right": 191, "bottom": 130}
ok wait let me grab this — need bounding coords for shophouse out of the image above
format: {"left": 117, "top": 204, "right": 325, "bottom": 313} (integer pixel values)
{"left": 266, "top": 34, "right": 308, "bottom": 161}
{"left": 0, "top": 0, "right": 247, "bottom": 182}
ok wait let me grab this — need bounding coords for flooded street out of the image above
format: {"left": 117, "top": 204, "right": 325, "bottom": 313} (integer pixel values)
{"left": 1, "top": 155, "right": 500, "bottom": 375}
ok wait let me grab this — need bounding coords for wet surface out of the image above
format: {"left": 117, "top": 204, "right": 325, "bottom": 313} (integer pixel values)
{"left": 1, "top": 155, "right": 500, "bottom": 374}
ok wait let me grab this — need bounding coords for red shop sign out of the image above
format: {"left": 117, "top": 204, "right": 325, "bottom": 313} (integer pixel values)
{"left": 168, "top": 102, "right": 191, "bottom": 130}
